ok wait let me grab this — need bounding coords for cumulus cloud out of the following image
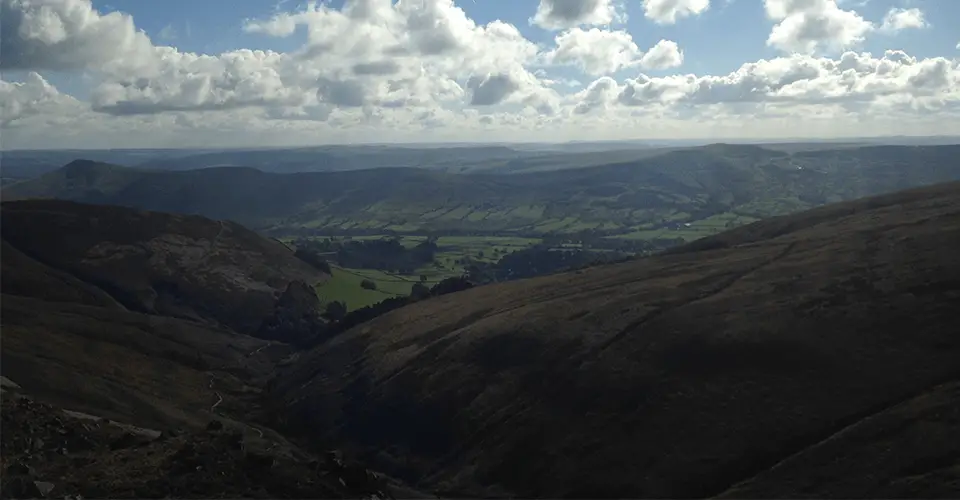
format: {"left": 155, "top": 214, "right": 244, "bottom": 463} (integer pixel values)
{"left": 0, "top": 0, "right": 156, "bottom": 73}
{"left": 467, "top": 73, "right": 520, "bottom": 105}
{"left": 878, "top": 8, "right": 927, "bottom": 33}
{"left": 547, "top": 29, "right": 683, "bottom": 75}
{"left": 548, "top": 28, "right": 642, "bottom": 75}
{"left": 640, "top": 40, "right": 684, "bottom": 70}
{"left": 764, "top": 0, "right": 873, "bottom": 54}
{"left": 0, "top": 72, "right": 77, "bottom": 126}
{"left": 531, "top": 0, "right": 621, "bottom": 30}
{"left": 0, "top": 0, "right": 958, "bottom": 147}
{"left": 642, "top": 0, "right": 710, "bottom": 25}
{"left": 579, "top": 50, "right": 960, "bottom": 112}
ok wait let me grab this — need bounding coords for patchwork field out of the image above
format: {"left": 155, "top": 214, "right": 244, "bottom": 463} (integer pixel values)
{"left": 310, "top": 235, "right": 543, "bottom": 310}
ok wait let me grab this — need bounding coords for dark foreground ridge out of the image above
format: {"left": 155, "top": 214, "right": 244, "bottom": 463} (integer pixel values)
{"left": 271, "top": 181, "right": 960, "bottom": 498}
{"left": 0, "top": 389, "right": 404, "bottom": 499}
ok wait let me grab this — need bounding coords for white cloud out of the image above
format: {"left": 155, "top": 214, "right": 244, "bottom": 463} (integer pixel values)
{"left": 878, "top": 8, "right": 927, "bottom": 33}
{"left": 531, "top": 0, "right": 622, "bottom": 30}
{"left": 0, "top": 0, "right": 958, "bottom": 148}
{"left": 642, "top": 0, "right": 710, "bottom": 25}
{"left": 0, "top": 0, "right": 156, "bottom": 73}
{"left": 548, "top": 28, "right": 642, "bottom": 75}
{"left": 591, "top": 50, "right": 960, "bottom": 111}
{"left": 547, "top": 29, "right": 683, "bottom": 75}
{"left": 640, "top": 39, "right": 684, "bottom": 70}
{"left": 764, "top": 0, "right": 873, "bottom": 54}
{"left": 0, "top": 72, "right": 81, "bottom": 127}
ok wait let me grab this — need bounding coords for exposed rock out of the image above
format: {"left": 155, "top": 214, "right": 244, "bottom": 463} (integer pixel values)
{"left": 257, "top": 281, "right": 327, "bottom": 346}
{"left": 0, "top": 395, "right": 408, "bottom": 499}
{"left": 34, "top": 481, "right": 55, "bottom": 497}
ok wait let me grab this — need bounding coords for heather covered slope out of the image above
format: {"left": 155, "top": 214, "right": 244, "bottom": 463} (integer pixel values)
{"left": 1, "top": 199, "right": 328, "bottom": 334}
{"left": 0, "top": 199, "right": 330, "bottom": 430}
{"left": 271, "top": 181, "right": 960, "bottom": 498}
{"left": 0, "top": 200, "right": 410, "bottom": 499}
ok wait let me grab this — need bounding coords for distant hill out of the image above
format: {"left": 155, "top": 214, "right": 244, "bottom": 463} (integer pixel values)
{"left": 0, "top": 144, "right": 547, "bottom": 180}
{"left": 269, "top": 181, "right": 960, "bottom": 498}
{"left": 4, "top": 145, "right": 960, "bottom": 238}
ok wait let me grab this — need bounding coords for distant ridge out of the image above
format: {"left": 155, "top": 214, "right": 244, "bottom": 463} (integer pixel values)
{"left": 4, "top": 144, "right": 960, "bottom": 237}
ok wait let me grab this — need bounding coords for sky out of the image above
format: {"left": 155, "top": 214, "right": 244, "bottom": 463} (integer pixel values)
{"left": 1, "top": 0, "right": 958, "bottom": 149}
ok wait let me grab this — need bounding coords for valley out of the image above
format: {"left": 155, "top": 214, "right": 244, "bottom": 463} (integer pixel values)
{"left": 7, "top": 143, "right": 960, "bottom": 313}
{"left": 2, "top": 143, "right": 959, "bottom": 498}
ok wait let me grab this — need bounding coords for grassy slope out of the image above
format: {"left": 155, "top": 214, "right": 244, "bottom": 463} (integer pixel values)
{"left": 271, "top": 181, "right": 960, "bottom": 498}
{"left": 6, "top": 145, "right": 959, "bottom": 238}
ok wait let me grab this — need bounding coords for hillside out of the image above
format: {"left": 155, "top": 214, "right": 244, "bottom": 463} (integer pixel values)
{"left": 0, "top": 200, "right": 415, "bottom": 498}
{"left": 5, "top": 145, "right": 959, "bottom": 238}
{"left": 269, "top": 181, "right": 960, "bottom": 498}
{"left": 1, "top": 199, "right": 328, "bottom": 335}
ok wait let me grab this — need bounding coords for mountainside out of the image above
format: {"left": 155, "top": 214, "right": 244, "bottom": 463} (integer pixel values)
{"left": 269, "top": 181, "right": 960, "bottom": 498}
{"left": 0, "top": 200, "right": 414, "bottom": 499}
{"left": 5, "top": 145, "right": 959, "bottom": 237}
{"left": 2, "top": 199, "right": 328, "bottom": 334}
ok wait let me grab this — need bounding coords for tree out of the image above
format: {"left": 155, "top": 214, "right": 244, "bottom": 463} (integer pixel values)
{"left": 360, "top": 279, "right": 377, "bottom": 290}
{"left": 294, "top": 248, "right": 332, "bottom": 274}
{"left": 410, "top": 282, "right": 431, "bottom": 300}
{"left": 323, "top": 301, "right": 347, "bottom": 321}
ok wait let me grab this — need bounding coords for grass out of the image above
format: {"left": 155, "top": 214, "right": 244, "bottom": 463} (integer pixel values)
{"left": 315, "top": 266, "right": 413, "bottom": 311}
{"left": 308, "top": 235, "right": 543, "bottom": 309}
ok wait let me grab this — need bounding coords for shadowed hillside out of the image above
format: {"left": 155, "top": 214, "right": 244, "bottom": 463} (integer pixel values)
{"left": 269, "top": 181, "right": 960, "bottom": 498}
{"left": 1, "top": 199, "right": 328, "bottom": 334}
{"left": 0, "top": 199, "right": 332, "bottom": 428}
{"left": 4, "top": 145, "right": 959, "bottom": 237}
{"left": 0, "top": 200, "right": 414, "bottom": 499}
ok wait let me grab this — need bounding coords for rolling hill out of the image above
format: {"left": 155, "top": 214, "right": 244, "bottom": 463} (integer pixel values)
{"left": 4, "top": 144, "right": 959, "bottom": 238}
{"left": 268, "top": 181, "right": 960, "bottom": 498}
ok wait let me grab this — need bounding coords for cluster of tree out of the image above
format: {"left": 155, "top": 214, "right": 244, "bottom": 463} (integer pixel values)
{"left": 316, "top": 276, "right": 474, "bottom": 342}
{"left": 465, "top": 246, "right": 629, "bottom": 284}
{"left": 293, "top": 247, "right": 333, "bottom": 274}
{"left": 293, "top": 236, "right": 438, "bottom": 273}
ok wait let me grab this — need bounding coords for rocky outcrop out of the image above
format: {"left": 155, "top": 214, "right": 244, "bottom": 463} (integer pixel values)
{"left": 0, "top": 393, "right": 405, "bottom": 499}
{"left": 257, "top": 281, "right": 329, "bottom": 346}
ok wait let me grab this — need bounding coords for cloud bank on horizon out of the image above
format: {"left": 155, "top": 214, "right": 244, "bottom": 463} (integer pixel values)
{"left": 0, "top": 0, "right": 958, "bottom": 149}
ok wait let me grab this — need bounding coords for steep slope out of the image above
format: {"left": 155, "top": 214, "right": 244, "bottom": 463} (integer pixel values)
{"left": 0, "top": 200, "right": 414, "bottom": 498}
{"left": 1, "top": 199, "right": 328, "bottom": 334}
{"left": 0, "top": 199, "right": 330, "bottom": 428}
{"left": 270, "top": 181, "right": 960, "bottom": 498}
{"left": 4, "top": 145, "right": 959, "bottom": 236}
{"left": 715, "top": 380, "right": 960, "bottom": 499}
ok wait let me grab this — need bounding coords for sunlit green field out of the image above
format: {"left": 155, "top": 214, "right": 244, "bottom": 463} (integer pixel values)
{"left": 310, "top": 235, "right": 543, "bottom": 310}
